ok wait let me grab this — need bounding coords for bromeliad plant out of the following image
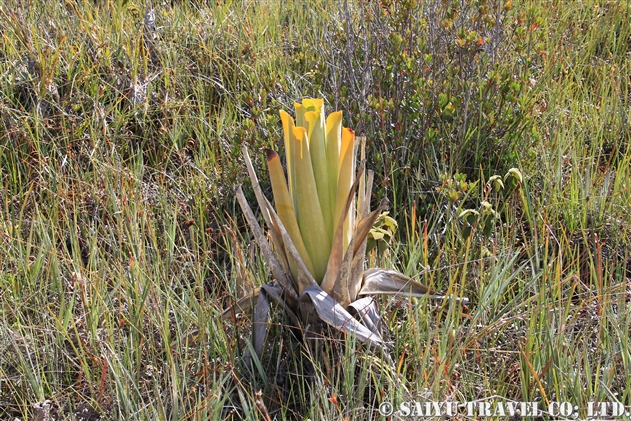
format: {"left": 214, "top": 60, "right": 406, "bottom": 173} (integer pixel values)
{"left": 228, "top": 99, "right": 462, "bottom": 353}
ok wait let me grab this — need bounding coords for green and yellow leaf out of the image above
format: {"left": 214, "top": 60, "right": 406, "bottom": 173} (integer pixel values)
{"left": 292, "top": 126, "right": 331, "bottom": 282}
{"left": 304, "top": 110, "right": 334, "bottom": 242}
{"left": 279, "top": 110, "right": 297, "bottom": 211}
{"left": 266, "top": 149, "right": 316, "bottom": 280}
{"left": 335, "top": 127, "right": 357, "bottom": 252}
{"left": 325, "top": 110, "right": 342, "bottom": 218}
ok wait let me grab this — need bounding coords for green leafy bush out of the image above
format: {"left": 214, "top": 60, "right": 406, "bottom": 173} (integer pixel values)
{"left": 315, "top": 0, "right": 544, "bottom": 209}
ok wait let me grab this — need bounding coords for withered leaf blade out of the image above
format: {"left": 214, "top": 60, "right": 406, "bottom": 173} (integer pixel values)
{"left": 325, "top": 173, "right": 384, "bottom": 307}
{"left": 359, "top": 268, "right": 446, "bottom": 299}
{"left": 321, "top": 163, "right": 365, "bottom": 295}
{"left": 299, "top": 285, "right": 383, "bottom": 349}
{"left": 235, "top": 185, "right": 298, "bottom": 303}
{"left": 323, "top": 165, "right": 366, "bottom": 307}
{"left": 251, "top": 287, "right": 272, "bottom": 358}
{"left": 352, "top": 199, "right": 389, "bottom": 259}
{"left": 242, "top": 147, "right": 292, "bottom": 278}
{"left": 221, "top": 282, "right": 300, "bottom": 324}
{"left": 329, "top": 231, "right": 355, "bottom": 307}
{"left": 260, "top": 282, "right": 299, "bottom": 324}
{"left": 221, "top": 287, "right": 260, "bottom": 320}
{"left": 348, "top": 296, "right": 382, "bottom": 337}
{"left": 262, "top": 195, "right": 317, "bottom": 295}
{"left": 348, "top": 181, "right": 381, "bottom": 301}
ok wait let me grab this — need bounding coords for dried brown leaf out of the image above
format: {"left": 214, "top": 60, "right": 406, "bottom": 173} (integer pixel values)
{"left": 299, "top": 285, "right": 383, "bottom": 349}
{"left": 235, "top": 186, "right": 297, "bottom": 303}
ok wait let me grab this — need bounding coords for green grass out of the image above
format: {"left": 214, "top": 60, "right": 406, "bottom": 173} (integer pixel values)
{"left": 1, "top": 0, "right": 630, "bottom": 419}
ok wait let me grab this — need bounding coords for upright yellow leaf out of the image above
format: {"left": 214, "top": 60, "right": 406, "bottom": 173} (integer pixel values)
{"left": 279, "top": 111, "right": 297, "bottom": 212}
{"left": 335, "top": 127, "right": 357, "bottom": 252}
{"left": 266, "top": 149, "right": 316, "bottom": 280}
{"left": 295, "top": 98, "right": 323, "bottom": 128}
{"left": 321, "top": 163, "right": 365, "bottom": 301}
{"left": 294, "top": 102, "right": 307, "bottom": 128}
{"left": 302, "top": 98, "right": 323, "bottom": 112}
{"left": 304, "top": 110, "right": 333, "bottom": 243}
{"left": 326, "top": 110, "right": 342, "bottom": 229}
{"left": 292, "top": 127, "right": 331, "bottom": 282}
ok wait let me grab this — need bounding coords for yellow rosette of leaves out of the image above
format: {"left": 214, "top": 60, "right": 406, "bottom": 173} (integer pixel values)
{"left": 229, "top": 99, "right": 467, "bottom": 354}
